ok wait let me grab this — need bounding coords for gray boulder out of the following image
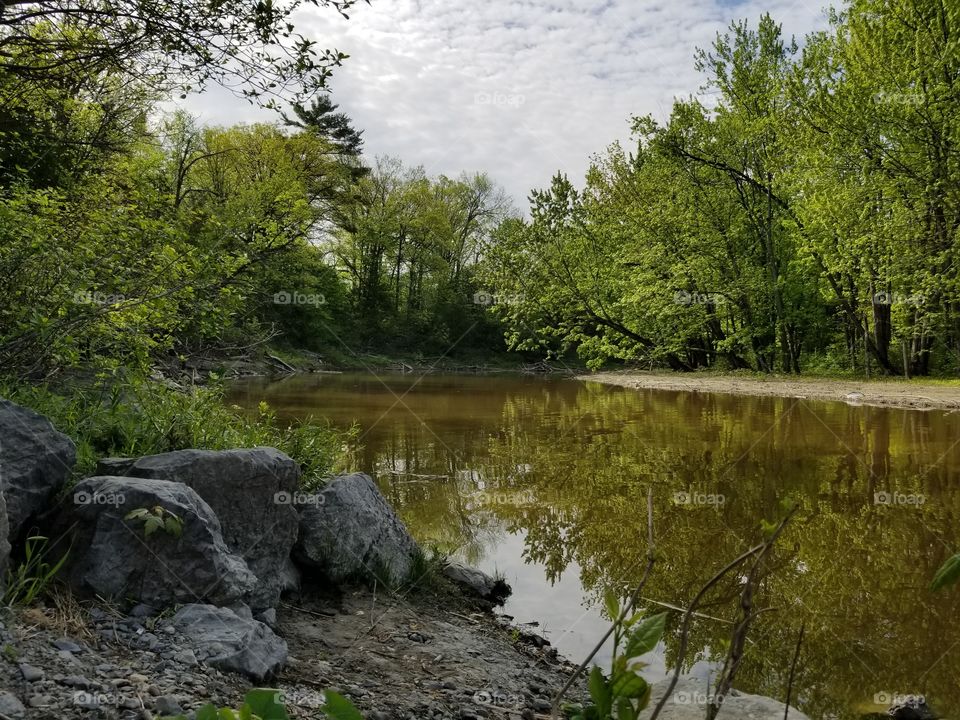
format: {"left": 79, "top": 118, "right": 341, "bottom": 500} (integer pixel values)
{"left": 116, "top": 447, "right": 300, "bottom": 609}
{"left": 0, "top": 398, "right": 76, "bottom": 542}
{"left": 442, "top": 561, "right": 511, "bottom": 604}
{"left": 294, "top": 473, "right": 420, "bottom": 585}
{"left": 637, "top": 677, "right": 810, "bottom": 720}
{"left": 171, "top": 603, "right": 287, "bottom": 681}
{"left": 49, "top": 476, "right": 256, "bottom": 607}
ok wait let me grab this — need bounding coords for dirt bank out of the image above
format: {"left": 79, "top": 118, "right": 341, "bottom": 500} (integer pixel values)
{"left": 579, "top": 371, "right": 960, "bottom": 411}
{"left": 0, "top": 588, "right": 585, "bottom": 720}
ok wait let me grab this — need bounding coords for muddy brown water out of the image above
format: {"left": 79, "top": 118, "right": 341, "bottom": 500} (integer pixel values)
{"left": 228, "top": 372, "right": 960, "bottom": 719}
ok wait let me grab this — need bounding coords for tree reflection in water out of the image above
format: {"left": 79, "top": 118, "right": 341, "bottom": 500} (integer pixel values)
{"left": 228, "top": 373, "right": 960, "bottom": 719}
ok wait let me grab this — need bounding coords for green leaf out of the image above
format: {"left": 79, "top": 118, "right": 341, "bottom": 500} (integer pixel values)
{"left": 931, "top": 553, "right": 960, "bottom": 591}
{"left": 165, "top": 515, "right": 183, "bottom": 538}
{"left": 610, "top": 670, "right": 649, "bottom": 699}
{"left": 588, "top": 666, "right": 611, "bottom": 717}
{"left": 195, "top": 708, "right": 219, "bottom": 720}
{"left": 604, "top": 590, "right": 620, "bottom": 620}
{"left": 243, "top": 689, "right": 289, "bottom": 720}
{"left": 623, "top": 613, "right": 666, "bottom": 659}
{"left": 321, "top": 691, "right": 364, "bottom": 720}
{"left": 143, "top": 515, "right": 163, "bottom": 536}
{"left": 616, "top": 695, "right": 635, "bottom": 720}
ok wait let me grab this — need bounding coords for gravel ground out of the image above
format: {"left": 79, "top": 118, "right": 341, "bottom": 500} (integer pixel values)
{"left": 0, "top": 589, "right": 587, "bottom": 720}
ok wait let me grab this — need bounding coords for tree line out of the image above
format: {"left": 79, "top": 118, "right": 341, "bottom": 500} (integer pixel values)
{"left": 0, "top": 0, "right": 512, "bottom": 377}
{"left": 483, "top": 0, "right": 960, "bottom": 376}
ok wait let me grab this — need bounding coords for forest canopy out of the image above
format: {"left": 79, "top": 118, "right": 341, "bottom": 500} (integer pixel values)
{"left": 482, "top": 0, "right": 960, "bottom": 376}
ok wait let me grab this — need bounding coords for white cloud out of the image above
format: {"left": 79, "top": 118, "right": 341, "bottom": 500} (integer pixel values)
{"left": 179, "top": 0, "right": 830, "bottom": 205}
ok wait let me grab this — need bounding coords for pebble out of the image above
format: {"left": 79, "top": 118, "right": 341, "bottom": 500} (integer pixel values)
{"left": 18, "top": 663, "right": 44, "bottom": 681}
{"left": 27, "top": 694, "right": 51, "bottom": 708}
{"left": 53, "top": 638, "right": 83, "bottom": 653}
{"left": 155, "top": 695, "right": 182, "bottom": 715}
{"left": 0, "top": 691, "right": 26, "bottom": 719}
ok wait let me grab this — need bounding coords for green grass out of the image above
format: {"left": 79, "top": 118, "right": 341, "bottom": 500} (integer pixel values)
{"left": 0, "top": 372, "right": 352, "bottom": 489}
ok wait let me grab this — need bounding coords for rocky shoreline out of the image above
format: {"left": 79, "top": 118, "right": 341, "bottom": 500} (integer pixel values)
{"left": 0, "top": 395, "right": 591, "bottom": 719}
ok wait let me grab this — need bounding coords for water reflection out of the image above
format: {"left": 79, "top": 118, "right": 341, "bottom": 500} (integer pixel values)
{"left": 228, "top": 373, "right": 960, "bottom": 718}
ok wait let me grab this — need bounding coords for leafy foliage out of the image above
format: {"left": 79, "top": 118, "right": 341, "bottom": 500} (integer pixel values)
{"left": 160, "top": 687, "right": 362, "bottom": 720}
{"left": 483, "top": 3, "right": 960, "bottom": 376}
{"left": 0, "top": 375, "right": 350, "bottom": 488}
{"left": 0, "top": 0, "right": 362, "bottom": 107}
{"left": 124, "top": 507, "right": 184, "bottom": 539}
{"left": 567, "top": 598, "right": 666, "bottom": 720}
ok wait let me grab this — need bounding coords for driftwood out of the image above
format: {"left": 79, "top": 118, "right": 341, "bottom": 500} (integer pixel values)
{"left": 265, "top": 352, "right": 297, "bottom": 373}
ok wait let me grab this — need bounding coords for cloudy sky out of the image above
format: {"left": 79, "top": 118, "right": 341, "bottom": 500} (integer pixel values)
{"left": 181, "top": 0, "right": 831, "bottom": 206}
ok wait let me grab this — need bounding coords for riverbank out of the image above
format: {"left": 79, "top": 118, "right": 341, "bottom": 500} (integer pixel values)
{"left": 0, "top": 587, "right": 583, "bottom": 720}
{"left": 155, "top": 347, "right": 570, "bottom": 384}
{"left": 579, "top": 371, "right": 960, "bottom": 410}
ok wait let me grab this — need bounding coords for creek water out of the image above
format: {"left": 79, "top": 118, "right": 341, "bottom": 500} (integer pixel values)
{"left": 228, "top": 372, "right": 960, "bottom": 718}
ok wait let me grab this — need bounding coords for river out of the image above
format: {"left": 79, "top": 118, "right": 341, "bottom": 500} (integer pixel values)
{"left": 228, "top": 371, "right": 960, "bottom": 718}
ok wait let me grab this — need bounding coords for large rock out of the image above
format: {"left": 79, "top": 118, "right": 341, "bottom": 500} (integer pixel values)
{"left": 170, "top": 603, "right": 287, "bottom": 681}
{"left": 442, "top": 560, "right": 511, "bottom": 604}
{"left": 49, "top": 476, "right": 256, "bottom": 607}
{"left": 294, "top": 473, "right": 420, "bottom": 585}
{"left": 0, "top": 398, "right": 76, "bottom": 542}
{"left": 637, "top": 677, "right": 810, "bottom": 720}
{"left": 116, "top": 448, "right": 301, "bottom": 609}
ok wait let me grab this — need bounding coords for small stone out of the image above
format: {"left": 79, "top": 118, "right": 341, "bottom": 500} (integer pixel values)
{"left": 128, "top": 673, "right": 149, "bottom": 684}
{"left": 59, "top": 675, "right": 92, "bottom": 688}
{"left": 53, "top": 638, "right": 83, "bottom": 653}
{"left": 173, "top": 649, "right": 198, "bottom": 666}
{"left": 155, "top": 696, "right": 182, "bottom": 715}
{"left": 254, "top": 608, "right": 277, "bottom": 627}
{"left": 129, "top": 604, "right": 157, "bottom": 618}
{"left": 18, "top": 664, "right": 43, "bottom": 682}
{"left": 0, "top": 692, "right": 26, "bottom": 719}
{"left": 27, "top": 694, "right": 50, "bottom": 708}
